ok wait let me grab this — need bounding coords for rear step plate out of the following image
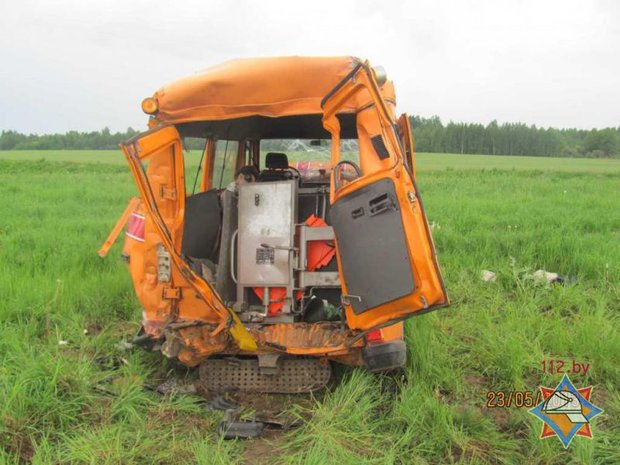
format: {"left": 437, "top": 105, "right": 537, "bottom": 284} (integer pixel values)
{"left": 199, "top": 358, "right": 331, "bottom": 393}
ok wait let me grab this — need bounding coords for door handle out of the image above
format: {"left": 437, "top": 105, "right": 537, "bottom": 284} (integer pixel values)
{"left": 351, "top": 207, "right": 364, "bottom": 219}
{"left": 368, "top": 193, "right": 395, "bottom": 217}
{"left": 260, "top": 243, "right": 298, "bottom": 252}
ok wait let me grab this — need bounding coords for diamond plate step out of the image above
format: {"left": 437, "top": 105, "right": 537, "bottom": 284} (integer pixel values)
{"left": 199, "top": 358, "right": 331, "bottom": 393}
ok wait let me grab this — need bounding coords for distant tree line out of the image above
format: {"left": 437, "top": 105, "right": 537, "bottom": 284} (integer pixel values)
{"left": 1, "top": 118, "right": 619, "bottom": 158}
{"left": 0, "top": 127, "right": 140, "bottom": 150}
{"left": 410, "top": 116, "right": 620, "bottom": 158}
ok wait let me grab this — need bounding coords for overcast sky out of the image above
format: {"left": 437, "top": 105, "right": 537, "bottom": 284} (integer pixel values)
{"left": 1, "top": 0, "right": 619, "bottom": 134}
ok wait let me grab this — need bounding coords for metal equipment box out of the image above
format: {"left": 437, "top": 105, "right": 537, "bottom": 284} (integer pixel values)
{"left": 237, "top": 180, "right": 297, "bottom": 287}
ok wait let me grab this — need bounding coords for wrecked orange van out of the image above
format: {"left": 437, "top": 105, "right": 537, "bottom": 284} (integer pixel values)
{"left": 100, "top": 57, "right": 448, "bottom": 393}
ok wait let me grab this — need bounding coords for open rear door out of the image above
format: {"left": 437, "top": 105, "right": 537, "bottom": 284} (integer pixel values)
{"left": 322, "top": 61, "right": 448, "bottom": 331}
{"left": 121, "top": 126, "right": 256, "bottom": 351}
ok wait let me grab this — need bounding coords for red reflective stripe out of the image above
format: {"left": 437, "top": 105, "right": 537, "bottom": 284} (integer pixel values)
{"left": 365, "top": 329, "right": 383, "bottom": 343}
{"left": 126, "top": 213, "right": 145, "bottom": 242}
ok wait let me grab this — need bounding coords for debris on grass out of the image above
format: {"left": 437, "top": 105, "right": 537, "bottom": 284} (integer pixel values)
{"left": 481, "top": 270, "right": 497, "bottom": 282}
{"left": 151, "top": 378, "right": 198, "bottom": 396}
{"left": 532, "top": 269, "right": 564, "bottom": 284}
{"left": 116, "top": 340, "right": 134, "bottom": 352}
{"left": 206, "top": 394, "right": 240, "bottom": 411}
{"left": 218, "top": 409, "right": 265, "bottom": 440}
{"left": 94, "top": 354, "right": 126, "bottom": 370}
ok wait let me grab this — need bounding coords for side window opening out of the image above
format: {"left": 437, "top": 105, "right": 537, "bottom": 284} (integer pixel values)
{"left": 213, "top": 140, "right": 240, "bottom": 189}
{"left": 341, "top": 139, "right": 360, "bottom": 165}
{"left": 183, "top": 137, "right": 208, "bottom": 195}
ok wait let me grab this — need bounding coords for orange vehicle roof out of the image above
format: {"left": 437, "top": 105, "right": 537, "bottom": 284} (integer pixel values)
{"left": 151, "top": 56, "right": 395, "bottom": 124}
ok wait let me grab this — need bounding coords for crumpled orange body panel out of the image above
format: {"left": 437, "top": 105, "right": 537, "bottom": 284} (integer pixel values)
{"left": 151, "top": 57, "right": 395, "bottom": 124}
{"left": 174, "top": 322, "right": 366, "bottom": 367}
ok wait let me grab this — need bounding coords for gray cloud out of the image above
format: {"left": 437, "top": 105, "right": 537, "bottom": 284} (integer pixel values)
{"left": 1, "top": 0, "right": 618, "bottom": 133}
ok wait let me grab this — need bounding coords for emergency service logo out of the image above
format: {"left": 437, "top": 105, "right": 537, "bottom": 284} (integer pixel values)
{"left": 529, "top": 374, "right": 603, "bottom": 448}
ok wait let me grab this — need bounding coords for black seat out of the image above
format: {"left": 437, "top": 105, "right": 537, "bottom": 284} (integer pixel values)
{"left": 258, "top": 152, "right": 294, "bottom": 182}
{"left": 181, "top": 190, "right": 222, "bottom": 262}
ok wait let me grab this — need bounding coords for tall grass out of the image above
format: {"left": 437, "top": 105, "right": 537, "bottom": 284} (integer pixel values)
{"left": 0, "top": 158, "right": 618, "bottom": 464}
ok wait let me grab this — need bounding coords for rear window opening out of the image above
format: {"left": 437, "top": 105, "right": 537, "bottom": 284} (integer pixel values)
{"left": 259, "top": 139, "right": 360, "bottom": 184}
{"left": 178, "top": 136, "right": 349, "bottom": 323}
{"left": 259, "top": 139, "right": 359, "bottom": 167}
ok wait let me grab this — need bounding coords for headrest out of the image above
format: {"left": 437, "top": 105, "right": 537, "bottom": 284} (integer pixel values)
{"left": 265, "top": 152, "right": 289, "bottom": 170}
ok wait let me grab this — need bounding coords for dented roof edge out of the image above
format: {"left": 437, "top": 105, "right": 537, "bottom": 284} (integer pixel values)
{"left": 148, "top": 56, "right": 396, "bottom": 124}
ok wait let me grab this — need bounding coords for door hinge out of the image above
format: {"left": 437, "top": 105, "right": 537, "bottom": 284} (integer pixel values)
{"left": 162, "top": 287, "right": 182, "bottom": 300}
{"left": 160, "top": 186, "right": 177, "bottom": 200}
{"left": 341, "top": 294, "right": 362, "bottom": 306}
{"left": 156, "top": 243, "right": 172, "bottom": 282}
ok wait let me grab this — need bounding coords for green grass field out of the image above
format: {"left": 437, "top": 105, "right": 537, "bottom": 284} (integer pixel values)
{"left": 1, "top": 149, "right": 620, "bottom": 173}
{"left": 0, "top": 152, "right": 619, "bottom": 464}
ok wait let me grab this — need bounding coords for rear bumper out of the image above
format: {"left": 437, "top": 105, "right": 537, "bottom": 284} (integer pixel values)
{"left": 136, "top": 319, "right": 407, "bottom": 370}
{"left": 362, "top": 340, "right": 407, "bottom": 372}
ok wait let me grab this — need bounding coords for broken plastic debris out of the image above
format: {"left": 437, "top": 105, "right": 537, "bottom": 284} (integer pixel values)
{"left": 206, "top": 395, "right": 239, "bottom": 411}
{"left": 154, "top": 378, "right": 197, "bottom": 396}
{"left": 218, "top": 409, "right": 265, "bottom": 440}
{"left": 481, "top": 270, "right": 497, "bottom": 282}
{"left": 116, "top": 341, "right": 134, "bottom": 351}
{"left": 533, "top": 269, "right": 561, "bottom": 284}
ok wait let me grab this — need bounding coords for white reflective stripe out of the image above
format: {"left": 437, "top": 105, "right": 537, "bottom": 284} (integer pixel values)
{"left": 126, "top": 232, "right": 145, "bottom": 242}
